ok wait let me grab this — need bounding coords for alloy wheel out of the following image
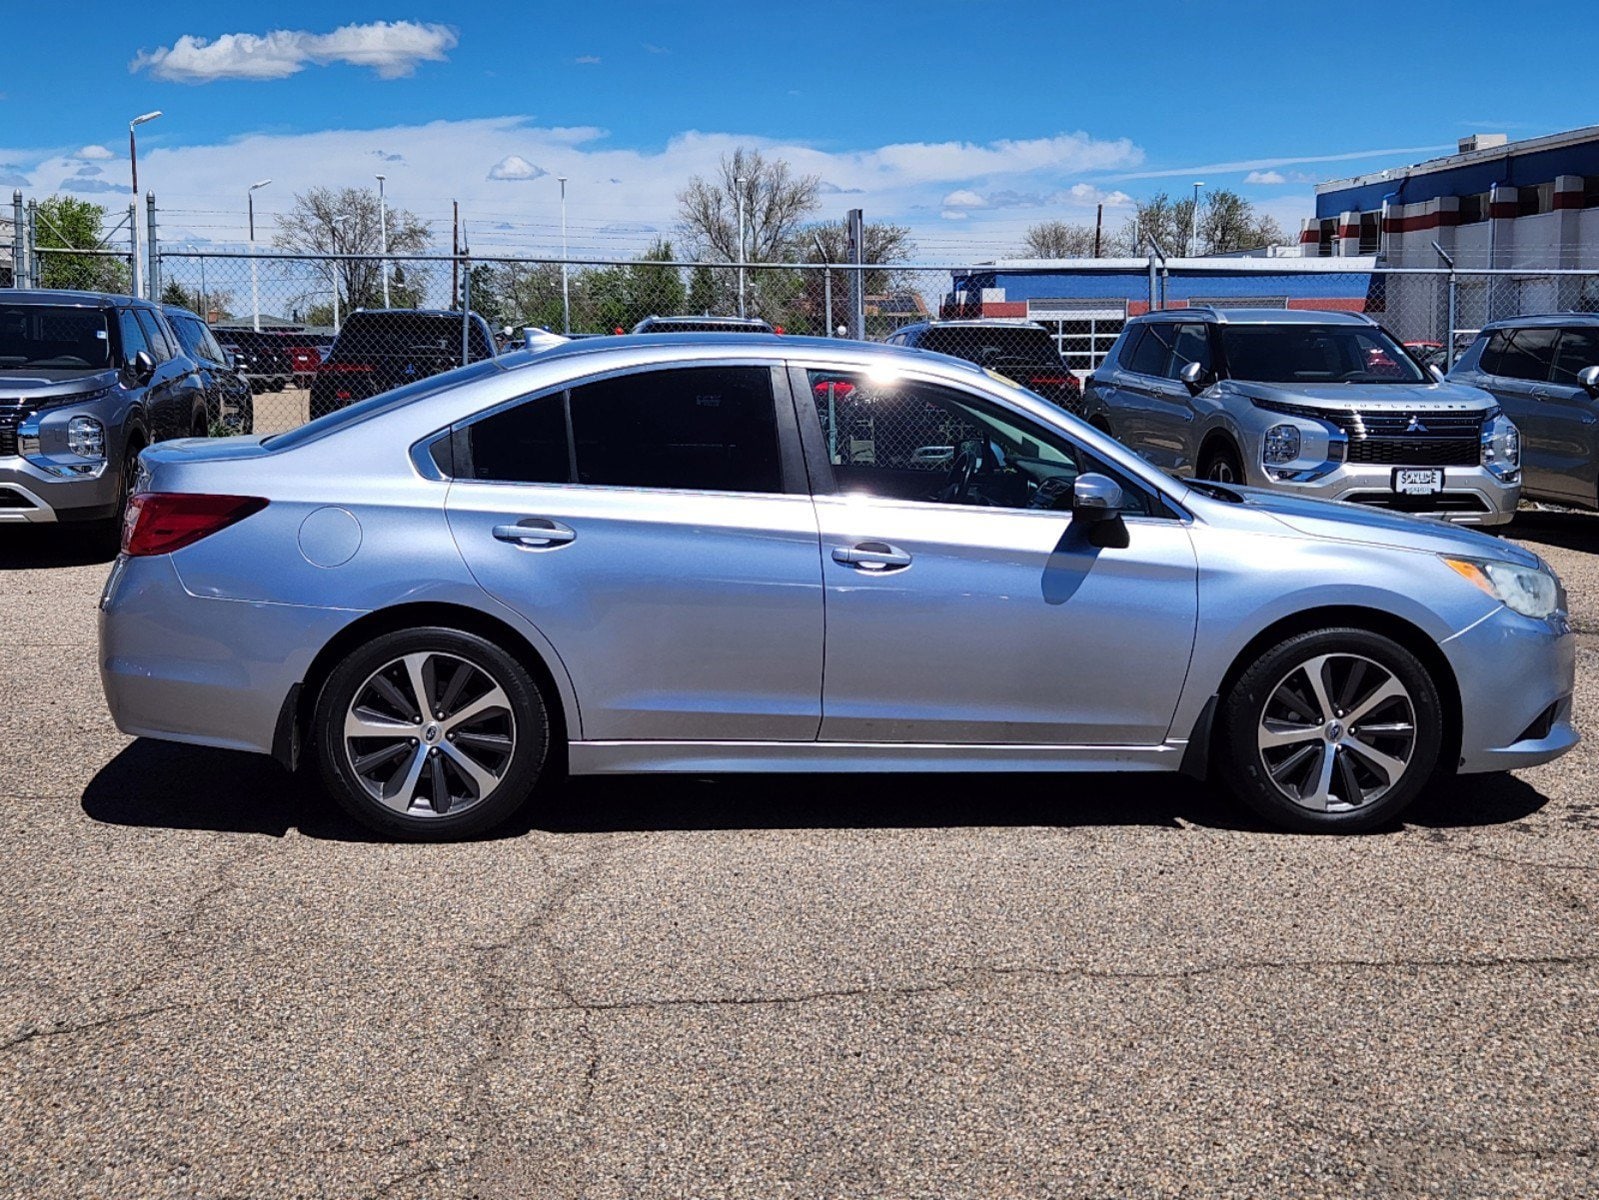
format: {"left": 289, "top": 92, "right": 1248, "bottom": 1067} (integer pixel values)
{"left": 343, "top": 651, "right": 517, "bottom": 817}
{"left": 1255, "top": 652, "right": 1417, "bottom": 812}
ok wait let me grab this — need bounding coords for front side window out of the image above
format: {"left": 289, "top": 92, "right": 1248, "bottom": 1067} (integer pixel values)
{"left": 466, "top": 366, "right": 783, "bottom": 494}
{"left": 1218, "top": 324, "right": 1426, "bottom": 384}
{"left": 1553, "top": 328, "right": 1599, "bottom": 385}
{"left": 116, "top": 309, "right": 151, "bottom": 369}
{"left": 0, "top": 305, "right": 110, "bottom": 369}
{"left": 1480, "top": 327, "right": 1559, "bottom": 382}
{"left": 1167, "top": 324, "right": 1212, "bottom": 379}
{"left": 806, "top": 369, "right": 1152, "bottom": 515}
{"left": 134, "top": 309, "right": 173, "bottom": 362}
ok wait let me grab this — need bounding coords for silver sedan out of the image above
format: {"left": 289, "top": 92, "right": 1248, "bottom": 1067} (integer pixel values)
{"left": 98, "top": 335, "right": 1577, "bottom": 839}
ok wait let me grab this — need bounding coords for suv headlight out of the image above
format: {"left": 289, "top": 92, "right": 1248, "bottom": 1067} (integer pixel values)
{"left": 1480, "top": 410, "right": 1520, "bottom": 478}
{"left": 67, "top": 416, "right": 106, "bottom": 459}
{"left": 1443, "top": 556, "right": 1561, "bottom": 619}
{"left": 1263, "top": 423, "right": 1301, "bottom": 465}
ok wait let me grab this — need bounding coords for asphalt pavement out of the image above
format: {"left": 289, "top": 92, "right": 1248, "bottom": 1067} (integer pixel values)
{"left": 2, "top": 514, "right": 1596, "bottom": 1198}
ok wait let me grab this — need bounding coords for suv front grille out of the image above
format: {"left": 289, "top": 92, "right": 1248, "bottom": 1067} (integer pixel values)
{"left": 0, "top": 403, "right": 33, "bottom": 457}
{"left": 1254, "top": 400, "right": 1484, "bottom": 467}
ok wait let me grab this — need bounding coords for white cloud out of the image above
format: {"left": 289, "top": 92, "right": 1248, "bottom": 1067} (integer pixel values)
{"left": 941, "top": 210, "right": 969, "bottom": 221}
{"left": 487, "top": 154, "right": 547, "bottom": 181}
{"left": 643, "top": 43, "right": 670, "bottom": 54}
{"left": 131, "top": 21, "right": 457, "bottom": 83}
{"left": 574, "top": 55, "right": 601, "bottom": 65}
{"left": 1244, "top": 170, "right": 1286, "bottom": 184}
{"left": 1064, "top": 183, "right": 1132, "bottom": 206}
{"left": 77, "top": 144, "right": 113, "bottom": 160}
{"left": 942, "top": 189, "right": 986, "bottom": 208}
{"left": 1111, "top": 144, "right": 1453, "bottom": 183}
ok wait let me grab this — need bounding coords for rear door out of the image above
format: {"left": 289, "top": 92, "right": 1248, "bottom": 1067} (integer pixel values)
{"left": 1109, "top": 322, "right": 1191, "bottom": 470}
{"left": 445, "top": 362, "right": 825, "bottom": 742}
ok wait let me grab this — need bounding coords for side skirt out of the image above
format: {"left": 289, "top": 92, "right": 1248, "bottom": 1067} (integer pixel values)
{"left": 568, "top": 740, "right": 1187, "bottom": 775}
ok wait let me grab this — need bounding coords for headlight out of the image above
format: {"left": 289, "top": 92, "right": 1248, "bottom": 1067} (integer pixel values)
{"left": 1480, "top": 410, "right": 1520, "bottom": 477}
{"left": 67, "top": 416, "right": 106, "bottom": 459}
{"left": 1443, "top": 556, "right": 1560, "bottom": 618}
{"left": 1263, "top": 423, "right": 1301, "bottom": 465}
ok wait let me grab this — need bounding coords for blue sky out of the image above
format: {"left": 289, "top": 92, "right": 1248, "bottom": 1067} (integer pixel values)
{"left": 3, "top": 1, "right": 1594, "bottom": 258}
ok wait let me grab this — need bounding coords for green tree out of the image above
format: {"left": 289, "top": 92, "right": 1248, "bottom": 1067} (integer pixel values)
{"left": 160, "top": 279, "right": 194, "bottom": 309}
{"left": 685, "top": 264, "right": 718, "bottom": 315}
{"left": 34, "top": 196, "right": 131, "bottom": 293}
{"left": 576, "top": 239, "right": 687, "bottom": 333}
{"left": 794, "top": 218, "right": 916, "bottom": 334}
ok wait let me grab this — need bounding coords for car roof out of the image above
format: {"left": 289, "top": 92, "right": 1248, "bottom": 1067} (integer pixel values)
{"left": 635, "top": 314, "right": 773, "bottom": 329}
{"left": 902, "top": 319, "right": 1048, "bottom": 329}
{"left": 1134, "top": 307, "right": 1376, "bottom": 327}
{"left": 1478, "top": 312, "right": 1599, "bottom": 331}
{"left": 495, "top": 331, "right": 990, "bottom": 377}
{"left": 0, "top": 288, "right": 140, "bottom": 308}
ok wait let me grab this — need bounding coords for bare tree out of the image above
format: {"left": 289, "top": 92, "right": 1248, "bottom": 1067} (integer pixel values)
{"left": 273, "top": 186, "right": 431, "bottom": 312}
{"left": 1020, "top": 221, "right": 1098, "bottom": 259}
{"left": 677, "top": 148, "right": 821, "bottom": 264}
{"left": 1118, "top": 189, "right": 1286, "bottom": 256}
{"left": 801, "top": 217, "right": 916, "bottom": 330}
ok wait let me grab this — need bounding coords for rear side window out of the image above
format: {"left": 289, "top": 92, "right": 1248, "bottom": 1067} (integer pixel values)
{"left": 1552, "top": 328, "right": 1599, "bottom": 384}
{"left": 465, "top": 366, "right": 782, "bottom": 494}
{"left": 1480, "top": 327, "right": 1558, "bottom": 381}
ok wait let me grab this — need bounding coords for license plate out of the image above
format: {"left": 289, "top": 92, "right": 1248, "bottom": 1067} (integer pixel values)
{"left": 1393, "top": 468, "right": 1444, "bottom": 495}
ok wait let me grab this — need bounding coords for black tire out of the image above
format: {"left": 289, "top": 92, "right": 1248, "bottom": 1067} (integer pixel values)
{"left": 98, "top": 436, "right": 143, "bottom": 549}
{"left": 1217, "top": 627, "right": 1443, "bottom": 833}
{"left": 191, "top": 412, "right": 209, "bottom": 438}
{"left": 1198, "top": 440, "right": 1245, "bottom": 484}
{"left": 314, "top": 627, "right": 550, "bottom": 841}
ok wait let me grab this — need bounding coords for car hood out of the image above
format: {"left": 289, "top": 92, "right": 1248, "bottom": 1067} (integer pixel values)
{"left": 1186, "top": 481, "right": 1541, "bottom": 567}
{"left": 0, "top": 367, "right": 121, "bottom": 399}
{"left": 1219, "top": 379, "right": 1498, "bottom": 410}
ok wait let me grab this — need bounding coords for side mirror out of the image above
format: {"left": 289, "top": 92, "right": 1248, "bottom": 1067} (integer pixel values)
{"left": 224, "top": 351, "right": 238, "bottom": 371}
{"left": 132, "top": 349, "right": 156, "bottom": 383}
{"left": 1071, "top": 472, "right": 1123, "bottom": 522}
{"left": 1429, "top": 363, "right": 1446, "bottom": 382}
{"left": 1579, "top": 365, "right": 1599, "bottom": 397}
{"left": 1178, "top": 361, "right": 1207, "bottom": 393}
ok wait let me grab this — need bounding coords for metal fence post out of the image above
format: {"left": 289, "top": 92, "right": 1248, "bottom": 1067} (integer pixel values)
{"left": 846, "top": 208, "right": 865, "bottom": 340}
{"left": 11, "top": 191, "right": 25, "bottom": 288}
{"left": 1432, "top": 241, "right": 1458, "bottom": 369}
{"left": 461, "top": 252, "right": 471, "bottom": 366}
{"left": 26, "top": 199, "right": 39, "bottom": 287}
{"left": 146, "top": 192, "right": 159, "bottom": 301}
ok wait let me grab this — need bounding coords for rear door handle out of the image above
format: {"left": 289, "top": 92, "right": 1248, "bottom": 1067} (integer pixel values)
{"left": 832, "top": 541, "right": 912, "bottom": 570}
{"left": 492, "top": 518, "right": 576, "bottom": 549}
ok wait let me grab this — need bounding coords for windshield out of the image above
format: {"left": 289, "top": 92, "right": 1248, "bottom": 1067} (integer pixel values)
{"left": 0, "top": 305, "right": 112, "bottom": 370}
{"left": 1219, "top": 324, "right": 1426, "bottom": 385}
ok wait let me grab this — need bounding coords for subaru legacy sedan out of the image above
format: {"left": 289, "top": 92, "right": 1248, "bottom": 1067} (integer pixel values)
{"left": 99, "top": 335, "right": 1576, "bottom": 840}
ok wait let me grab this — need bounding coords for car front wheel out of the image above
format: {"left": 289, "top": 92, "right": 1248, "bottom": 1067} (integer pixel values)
{"left": 314, "top": 627, "right": 550, "bottom": 840}
{"left": 1218, "top": 627, "right": 1443, "bottom": 833}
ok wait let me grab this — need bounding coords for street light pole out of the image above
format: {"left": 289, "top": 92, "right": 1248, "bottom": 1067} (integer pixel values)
{"left": 375, "top": 174, "right": 390, "bottom": 308}
{"left": 557, "top": 176, "right": 570, "bottom": 335}
{"left": 247, "top": 178, "right": 271, "bottom": 332}
{"left": 128, "top": 111, "right": 162, "bottom": 298}
{"left": 812, "top": 233, "right": 831, "bottom": 337}
{"left": 736, "top": 175, "right": 748, "bottom": 318}
{"left": 330, "top": 214, "right": 353, "bottom": 332}
{"left": 1189, "top": 181, "right": 1205, "bottom": 257}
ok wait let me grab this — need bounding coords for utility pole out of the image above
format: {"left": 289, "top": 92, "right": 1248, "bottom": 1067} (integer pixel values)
{"left": 557, "top": 176, "right": 569, "bottom": 335}
{"left": 1189, "top": 181, "right": 1205, "bottom": 257}
{"left": 127, "top": 110, "right": 161, "bottom": 298}
{"left": 376, "top": 174, "right": 390, "bottom": 308}
{"left": 247, "top": 178, "right": 271, "bottom": 332}
{"left": 452, "top": 200, "right": 460, "bottom": 308}
{"left": 736, "top": 175, "right": 748, "bottom": 318}
{"left": 1094, "top": 203, "right": 1103, "bottom": 258}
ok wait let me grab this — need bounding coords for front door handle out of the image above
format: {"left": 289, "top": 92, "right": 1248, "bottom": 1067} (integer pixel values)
{"left": 832, "top": 541, "right": 912, "bottom": 570}
{"left": 492, "top": 518, "right": 576, "bottom": 549}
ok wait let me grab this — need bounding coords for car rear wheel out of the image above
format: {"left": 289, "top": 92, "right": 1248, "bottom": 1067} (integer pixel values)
{"left": 1199, "top": 441, "right": 1244, "bottom": 484}
{"left": 1217, "top": 627, "right": 1442, "bottom": 833}
{"left": 314, "top": 627, "right": 550, "bottom": 840}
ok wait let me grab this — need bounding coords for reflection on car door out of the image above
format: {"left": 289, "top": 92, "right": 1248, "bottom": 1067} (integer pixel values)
{"left": 798, "top": 367, "right": 1199, "bottom": 746}
{"left": 1108, "top": 323, "right": 1193, "bottom": 472}
{"left": 1475, "top": 326, "right": 1563, "bottom": 497}
{"left": 445, "top": 364, "right": 826, "bottom": 742}
{"left": 1538, "top": 327, "right": 1599, "bottom": 504}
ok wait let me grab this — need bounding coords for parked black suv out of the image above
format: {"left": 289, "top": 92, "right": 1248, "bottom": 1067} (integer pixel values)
{"left": 1449, "top": 314, "right": 1599, "bottom": 508}
{"left": 164, "top": 306, "right": 253, "bottom": 432}
{"left": 1, "top": 289, "right": 208, "bottom": 532}
{"left": 309, "top": 309, "right": 497, "bottom": 419}
{"left": 885, "top": 320, "right": 1081, "bottom": 411}
{"left": 213, "top": 328, "right": 294, "bottom": 394}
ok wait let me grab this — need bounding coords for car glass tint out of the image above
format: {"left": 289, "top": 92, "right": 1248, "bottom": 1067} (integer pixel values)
{"left": 134, "top": 309, "right": 173, "bottom": 362}
{"left": 168, "top": 315, "right": 204, "bottom": 361}
{"left": 918, "top": 326, "right": 1058, "bottom": 367}
{"left": 333, "top": 315, "right": 494, "bottom": 362}
{"left": 568, "top": 366, "right": 781, "bottom": 493}
{"left": 1126, "top": 324, "right": 1174, "bottom": 377}
{"left": 0, "top": 305, "right": 111, "bottom": 369}
{"left": 198, "top": 324, "right": 228, "bottom": 365}
{"left": 1168, "top": 325, "right": 1211, "bottom": 379}
{"left": 116, "top": 309, "right": 151, "bottom": 369}
{"left": 1217, "top": 325, "right": 1426, "bottom": 384}
{"left": 1480, "top": 327, "right": 1558, "bottom": 381}
{"left": 468, "top": 392, "right": 570, "bottom": 483}
{"left": 1551, "top": 328, "right": 1599, "bottom": 385}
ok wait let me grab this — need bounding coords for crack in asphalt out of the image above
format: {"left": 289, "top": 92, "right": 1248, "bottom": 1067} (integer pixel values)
{"left": 0, "top": 1002, "right": 189, "bottom": 1055}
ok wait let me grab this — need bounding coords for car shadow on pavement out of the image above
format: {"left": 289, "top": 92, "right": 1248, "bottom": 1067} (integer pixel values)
{"left": 0, "top": 526, "right": 118, "bottom": 569}
{"left": 1509, "top": 509, "right": 1599, "bottom": 553}
{"left": 82, "top": 737, "right": 1550, "bottom": 841}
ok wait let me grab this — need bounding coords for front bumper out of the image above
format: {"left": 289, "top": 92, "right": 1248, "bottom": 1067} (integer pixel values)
{"left": 1444, "top": 604, "right": 1578, "bottom": 773}
{"left": 0, "top": 455, "right": 119, "bottom": 523}
{"left": 1249, "top": 461, "right": 1518, "bottom": 526}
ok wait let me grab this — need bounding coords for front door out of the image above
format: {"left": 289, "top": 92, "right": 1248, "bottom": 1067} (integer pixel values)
{"left": 445, "top": 363, "right": 825, "bottom": 743}
{"left": 1538, "top": 327, "right": 1599, "bottom": 504}
{"left": 797, "top": 366, "right": 1198, "bottom": 746}
{"left": 1475, "top": 326, "right": 1564, "bottom": 498}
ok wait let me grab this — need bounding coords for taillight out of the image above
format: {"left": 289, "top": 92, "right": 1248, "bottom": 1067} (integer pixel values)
{"left": 1029, "top": 375, "right": 1069, "bottom": 386}
{"left": 122, "top": 493, "right": 268, "bottom": 557}
{"left": 322, "top": 362, "right": 373, "bottom": 374}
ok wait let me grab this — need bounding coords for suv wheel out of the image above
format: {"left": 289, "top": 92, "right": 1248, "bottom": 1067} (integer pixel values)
{"left": 1218, "top": 628, "right": 1442, "bottom": 833}
{"left": 1199, "top": 441, "right": 1244, "bottom": 484}
{"left": 315, "top": 627, "right": 550, "bottom": 840}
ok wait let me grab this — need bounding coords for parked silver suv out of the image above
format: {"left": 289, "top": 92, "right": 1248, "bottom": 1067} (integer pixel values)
{"left": 1082, "top": 309, "right": 1521, "bottom": 525}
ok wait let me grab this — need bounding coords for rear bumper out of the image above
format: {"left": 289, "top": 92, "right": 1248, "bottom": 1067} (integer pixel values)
{"left": 98, "top": 554, "right": 359, "bottom": 754}
{"left": 1444, "top": 605, "right": 1578, "bottom": 773}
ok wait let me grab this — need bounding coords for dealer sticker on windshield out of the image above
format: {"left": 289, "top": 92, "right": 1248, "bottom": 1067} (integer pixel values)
{"left": 1393, "top": 468, "right": 1444, "bottom": 495}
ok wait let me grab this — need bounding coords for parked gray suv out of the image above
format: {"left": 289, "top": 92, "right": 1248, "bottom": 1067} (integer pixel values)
{"left": 0, "top": 289, "right": 208, "bottom": 533}
{"left": 1448, "top": 314, "right": 1599, "bottom": 509}
{"left": 1082, "top": 309, "right": 1521, "bottom": 525}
